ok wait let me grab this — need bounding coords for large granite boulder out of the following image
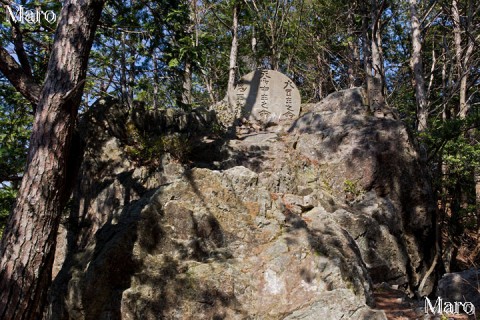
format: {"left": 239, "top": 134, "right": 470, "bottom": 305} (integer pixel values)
{"left": 436, "top": 268, "right": 480, "bottom": 310}
{"left": 289, "top": 88, "right": 435, "bottom": 291}
{"left": 48, "top": 88, "right": 435, "bottom": 319}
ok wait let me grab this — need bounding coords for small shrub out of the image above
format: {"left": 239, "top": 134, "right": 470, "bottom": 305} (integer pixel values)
{"left": 124, "top": 120, "right": 192, "bottom": 164}
{"left": 343, "top": 179, "right": 364, "bottom": 202}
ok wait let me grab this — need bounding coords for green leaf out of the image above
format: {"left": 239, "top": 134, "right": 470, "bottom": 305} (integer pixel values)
{"left": 168, "top": 58, "right": 179, "bottom": 68}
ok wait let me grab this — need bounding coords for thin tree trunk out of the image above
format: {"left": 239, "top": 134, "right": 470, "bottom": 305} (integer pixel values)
{"left": 370, "top": 0, "right": 385, "bottom": 88}
{"left": 227, "top": 1, "right": 239, "bottom": 106}
{"left": 181, "top": 0, "right": 197, "bottom": 107}
{"left": 362, "top": 8, "right": 372, "bottom": 79}
{"left": 452, "top": 0, "right": 464, "bottom": 116}
{"left": 316, "top": 53, "right": 324, "bottom": 99}
{"left": 475, "top": 167, "right": 480, "bottom": 230}
{"left": 347, "top": 2, "right": 360, "bottom": 88}
{"left": 128, "top": 34, "right": 135, "bottom": 108}
{"left": 152, "top": 51, "right": 160, "bottom": 110}
{"left": 182, "top": 59, "right": 192, "bottom": 106}
{"left": 452, "top": 0, "right": 474, "bottom": 118}
{"left": 366, "top": 0, "right": 386, "bottom": 113}
{"left": 410, "top": 0, "right": 428, "bottom": 132}
{"left": 452, "top": 0, "right": 476, "bottom": 221}
{"left": 203, "top": 72, "right": 217, "bottom": 104}
{"left": 0, "top": 0, "right": 105, "bottom": 318}
{"left": 347, "top": 38, "right": 360, "bottom": 88}
{"left": 120, "top": 31, "right": 128, "bottom": 106}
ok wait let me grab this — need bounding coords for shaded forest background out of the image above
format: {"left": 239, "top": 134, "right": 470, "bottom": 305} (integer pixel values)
{"left": 0, "top": 0, "right": 479, "bottom": 288}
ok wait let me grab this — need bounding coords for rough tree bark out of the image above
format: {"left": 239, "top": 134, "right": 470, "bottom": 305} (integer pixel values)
{"left": 0, "top": 0, "right": 105, "bottom": 318}
{"left": 410, "top": 0, "right": 428, "bottom": 132}
{"left": 227, "top": 0, "right": 239, "bottom": 106}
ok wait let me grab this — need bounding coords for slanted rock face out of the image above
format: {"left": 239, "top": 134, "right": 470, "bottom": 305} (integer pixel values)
{"left": 120, "top": 168, "right": 384, "bottom": 319}
{"left": 49, "top": 88, "right": 434, "bottom": 319}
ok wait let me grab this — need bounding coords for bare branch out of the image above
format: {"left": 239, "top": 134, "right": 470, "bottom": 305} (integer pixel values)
{"left": 427, "top": 43, "right": 436, "bottom": 98}
{"left": 10, "top": 21, "right": 33, "bottom": 77}
{"left": 420, "top": 0, "right": 438, "bottom": 25}
{"left": 0, "top": 46, "right": 41, "bottom": 105}
{"left": 208, "top": 5, "right": 231, "bottom": 31}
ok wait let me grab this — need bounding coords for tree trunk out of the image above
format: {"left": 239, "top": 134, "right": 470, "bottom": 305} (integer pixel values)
{"left": 410, "top": 0, "right": 428, "bottom": 132}
{"left": 182, "top": 59, "right": 192, "bottom": 106}
{"left": 362, "top": 8, "right": 372, "bottom": 79}
{"left": 366, "top": 0, "right": 386, "bottom": 113}
{"left": 452, "top": 0, "right": 477, "bottom": 235}
{"left": 0, "top": 0, "right": 105, "bottom": 318}
{"left": 475, "top": 166, "right": 480, "bottom": 229}
{"left": 316, "top": 53, "right": 325, "bottom": 99}
{"left": 347, "top": 1, "right": 360, "bottom": 88}
{"left": 152, "top": 51, "right": 160, "bottom": 110}
{"left": 347, "top": 38, "right": 360, "bottom": 88}
{"left": 452, "top": 0, "right": 475, "bottom": 118}
{"left": 203, "top": 72, "right": 217, "bottom": 104}
{"left": 128, "top": 35, "right": 136, "bottom": 108}
{"left": 226, "top": 1, "right": 239, "bottom": 107}
{"left": 181, "top": 0, "right": 197, "bottom": 108}
{"left": 370, "top": 0, "right": 385, "bottom": 86}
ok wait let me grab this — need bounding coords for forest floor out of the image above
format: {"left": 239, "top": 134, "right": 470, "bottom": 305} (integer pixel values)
{"left": 374, "top": 286, "right": 474, "bottom": 320}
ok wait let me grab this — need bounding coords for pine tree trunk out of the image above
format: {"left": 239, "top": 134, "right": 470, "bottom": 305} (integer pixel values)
{"left": 227, "top": 1, "right": 239, "bottom": 106}
{"left": 0, "top": 0, "right": 104, "bottom": 318}
{"left": 410, "top": 0, "right": 428, "bottom": 132}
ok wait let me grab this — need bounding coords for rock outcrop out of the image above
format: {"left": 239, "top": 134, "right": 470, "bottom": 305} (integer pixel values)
{"left": 437, "top": 268, "right": 480, "bottom": 310}
{"left": 48, "top": 88, "right": 435, "bottom": 319}
{"left": 290, "top": 89, "right": 435, "bottom": 291}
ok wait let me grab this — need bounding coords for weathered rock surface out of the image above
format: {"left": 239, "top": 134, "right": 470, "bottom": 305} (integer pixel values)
{"left": 291, "top": 88, "right": 435, "bottom": 290}
{"left": 48, "top": 88, "right": 435, "bottom": 319}
{"left": 437, "top": 268, "right": 480, "bottom": 309}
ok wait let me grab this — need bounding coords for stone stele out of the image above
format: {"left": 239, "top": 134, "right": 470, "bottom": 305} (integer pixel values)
{"left": 235, "top": 70, "right": 301, "bottom": 123}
